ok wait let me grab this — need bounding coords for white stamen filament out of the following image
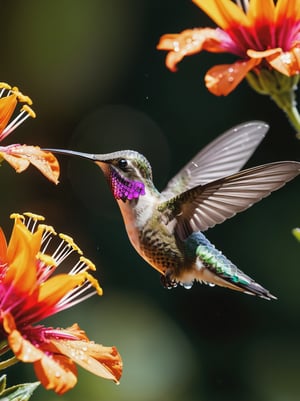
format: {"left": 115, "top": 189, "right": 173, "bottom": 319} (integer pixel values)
{"left": 1, "top": 109, "right": 31, "bottom": 139}
{"left": 69, "top": 259, "right": 88, "bottom": 275}
{"left": 36, "top": 261, "right": 55, "bottom": 284}
{"left": 236, "top": 0, "right": 249, "bottom": 12}
{"left": 41, "top": 233, "right": 53, "bottom": 254}
{"left": 57, "top": 281, "right": 97, "bottom": 309}
{"left": 0, "top": 88, "right": 7, "bottom": 98}
{"left": 26, "top": 216, "right": 37, "bottom": 233}
{"left": 51, "top": 239, "right": 75, "bottom": 265}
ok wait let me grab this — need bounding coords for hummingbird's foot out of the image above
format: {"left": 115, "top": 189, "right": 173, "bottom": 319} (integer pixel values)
{"left": 160, "top": 273, "right": 178, "bottom": 289}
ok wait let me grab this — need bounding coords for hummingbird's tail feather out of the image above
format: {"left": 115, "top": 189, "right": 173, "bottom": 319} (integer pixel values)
{"left": 184, "top": 232, "right": 276, "bottom": 300}
{"left": 206, "top": 268, "right": 277, "bottom": 300}
{"left": 190, "top": 260, "right": 277, "bottom": 300}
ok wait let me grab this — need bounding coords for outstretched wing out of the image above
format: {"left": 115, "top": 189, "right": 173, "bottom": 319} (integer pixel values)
{"left": 159, "top": 161, "right": 300, "bottom": 240}
{"left": 161, "top": 121, "right": 269, "bottom": 199}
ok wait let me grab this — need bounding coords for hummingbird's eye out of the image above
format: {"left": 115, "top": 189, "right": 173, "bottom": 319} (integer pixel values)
{"left": 118, "top": 158, "right": 128, "bottom": 170}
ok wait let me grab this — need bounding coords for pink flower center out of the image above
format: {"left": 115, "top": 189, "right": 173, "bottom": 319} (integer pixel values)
{"left": 226, "top": 18, "right": 300, "bottom": 57}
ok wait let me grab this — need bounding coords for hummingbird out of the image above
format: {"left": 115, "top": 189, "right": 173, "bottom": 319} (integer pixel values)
{"left": 47, "top": 121, "right": 300, "bottom": 300}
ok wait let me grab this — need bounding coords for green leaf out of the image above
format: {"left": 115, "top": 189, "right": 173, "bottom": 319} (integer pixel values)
{"left": 0, "top": 376, "right": 7, "bottom": 395}
{"left": 0, "top": 382, "right": 40, "bottom": 401}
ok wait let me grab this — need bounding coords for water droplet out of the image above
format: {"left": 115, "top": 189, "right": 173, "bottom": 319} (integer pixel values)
{"left": 208, "top": 283, "right": 215, "bottom": 287}
{"left": 182, "top": 282, "right": 193, "bottom": 290}
{"left": 173, "top": 41, "right": 180, "bottom": 52}
{"left": 227, "top": 76, "right": 234, "bottom": 83}
{"left": 55, "top": 372, "right": 61, "bottom": 378}
{"left": 281, "top": 53, "right": 291, "bottom": 64}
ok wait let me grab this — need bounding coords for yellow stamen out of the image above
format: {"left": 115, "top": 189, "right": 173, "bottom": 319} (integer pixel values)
{"left": 0, "top": 83, "right": 12, "bottom": 90}
{"left": 59, "top": 234, "right": 83, "bottom": 255}
{"left": 10, "top": 213, "right": 25, "bottom": 222}
{"left": 37, "top": 252, "right": 57, "bottom": 267}
{"left": 23, "top": 212, "right": 45, "bottom": 221}
{"left": 39, "top": 224, "right": 57, "bottom": 236}
{"left": 84, "top": 272, "right": 103, "bottom": 296}
{"left": 11, "top": 86, "right": 33, "bottom": 105}
{"left": 21, "top": 104, "right": 36, "bottom": 119}
{"left": 79, "top": 256, "right": 96, "bottom": 271}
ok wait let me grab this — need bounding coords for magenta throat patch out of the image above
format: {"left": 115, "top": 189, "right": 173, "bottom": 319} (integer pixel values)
{"left": 110, "top": 168, "right": 146, "bottom": 201}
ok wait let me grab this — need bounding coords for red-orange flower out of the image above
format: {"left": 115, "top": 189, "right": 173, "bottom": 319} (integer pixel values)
{"left": 157, "top": 0, "right": 300, "bottom": 96}
{"left": 0, "top": 213, "right": 122, "bottom": 394}
{"left": 0, "top": 83, "right": 59, "bottom": 183}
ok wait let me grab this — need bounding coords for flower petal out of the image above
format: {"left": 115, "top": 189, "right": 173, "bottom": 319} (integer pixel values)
{"left": 266, "top": 47, "right": 300, "bottom": 76}
{"left": 0, "top": 227, "right": 8, "bottom": 265}
{"left": 37, "top": 272, "right": 102, "bottom": 317}
{"left": 247, "top": 0, "right": 275, "bottom": 24}
{"left": 34, "top": 354, "right": 77, "bottom": 395}
{"left": 51, "top": 339, "right": 122, "bottom": 383}
{"left": 192, "top": 0, "right": 248, "bottom": 30}
{"left": 4, "top": 313, "right": 78, "bottom": 395}
{"left": 0, "top": 95, "right": 17, "bottom": 138}
{"left": 0, "top": 145, "right": 60, "bottom": 184}
{"left": 275, "top": 0, "right": 300, "bottom": 22}
{"left": 5, "top": 216, "right": 43, "bottom": 294}
{"left": 205, "top": 58, "right": 260, "bottom": 95}
{"left": 157, "top": 28, "right": 231, "bottom": 71}
{"left": 247, "top": 48, "right": 282, "bottom": 59}
{"left": 4, "top": 314, "right": 43, "bottom": 362}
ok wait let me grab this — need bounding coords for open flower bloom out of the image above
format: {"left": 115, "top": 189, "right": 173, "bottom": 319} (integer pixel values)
{"left": 157, "top": 0, "right": 300, "bottom": 96}
{"left": 0, "top": 83, "right": 59, "bottom": 183}
{"left": 0, "top": 213, "right": 122, "bottom": 394}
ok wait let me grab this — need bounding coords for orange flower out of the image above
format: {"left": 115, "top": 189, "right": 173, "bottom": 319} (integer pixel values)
{"left": 157, "top": 0, "right": 300, "bottom": 96}
{"left": 0, "top": 213, "right": 122, "bottom": 394}
{"left": 0, "top": 83, "right": 59, "bottom": 183}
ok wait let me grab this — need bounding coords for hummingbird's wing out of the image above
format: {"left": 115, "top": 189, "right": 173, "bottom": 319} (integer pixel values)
{"left": 159, "top": 161, "right": 300, "bottom": 239}
{"left": 161, "top": 121, "right": 269, "bottom": 199}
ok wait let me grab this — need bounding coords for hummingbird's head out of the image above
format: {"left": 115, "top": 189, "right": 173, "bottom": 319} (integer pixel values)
{"left": 94, "top": 150, "right": 153, "bottom": 202}
{"left": 45, "top": 148, "right": 153, "bottom": 202}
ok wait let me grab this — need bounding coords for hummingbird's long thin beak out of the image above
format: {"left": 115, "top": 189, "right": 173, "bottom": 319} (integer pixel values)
{"left": 44, "top": 148, "right": 97, "bottom": 161}
{"left": 44, "top": 148, "right": 138, "bottom": 163}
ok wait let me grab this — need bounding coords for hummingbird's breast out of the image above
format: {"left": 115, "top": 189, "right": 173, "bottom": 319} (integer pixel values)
{"left": 116, "top": 196, "right": 185, "bottom": 275}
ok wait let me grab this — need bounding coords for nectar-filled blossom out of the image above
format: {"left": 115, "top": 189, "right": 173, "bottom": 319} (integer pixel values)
{"left": 157, "top": 0, "right": 300, "bottom": 133}
{"left": 0, "top": 83, "right": 59, "bottom": 183}
{"left": 0, "top": 212, "right": 122, "bottom": 395}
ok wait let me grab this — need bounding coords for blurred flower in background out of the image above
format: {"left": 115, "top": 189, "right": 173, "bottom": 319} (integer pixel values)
{"left": 292, "top": 227, "right": 300, "bottom": 241}
{"left": 0, "top": 83, "right": 59, "bottom": 183}
{"left": 0, "top": 212, "right": 122, "bottom": 395}
{"left": 157, "top": 0, "right": 300, "bottom": 135}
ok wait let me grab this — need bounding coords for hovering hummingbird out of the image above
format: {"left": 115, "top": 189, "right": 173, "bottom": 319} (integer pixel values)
{"left": 47, "top": 121, "right": 300, "bottom": 300}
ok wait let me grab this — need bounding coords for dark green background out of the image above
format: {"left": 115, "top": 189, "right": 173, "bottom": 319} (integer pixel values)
{"left": 1, "top": 1, "right": 300, "bottom": 400}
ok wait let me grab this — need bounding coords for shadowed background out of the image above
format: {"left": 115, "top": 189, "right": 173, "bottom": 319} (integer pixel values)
{"left": 1, "top": 1, "right": 300, "bottom": 400}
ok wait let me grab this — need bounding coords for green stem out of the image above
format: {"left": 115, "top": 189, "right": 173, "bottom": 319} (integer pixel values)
{"left": 246, "top": 70, "right": 300, "bottom": 137}
{"left": 0, "top": 356, "right": 18, "bottom": 370}
{"left": 270, "top": 91, "right": 300, "bottom": 137}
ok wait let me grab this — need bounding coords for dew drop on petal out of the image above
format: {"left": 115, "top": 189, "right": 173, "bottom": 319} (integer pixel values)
{"left": 173, "top": 41, "right": 180, "bottom": 52}
{"left": 182, "top": 282, "right": 193, "bottom": 290}
{"left": 208, "top": 283, "right": 215, "bottom": 287}
{"left": 281, "top": 53, "right": 292, "bottom": 65}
